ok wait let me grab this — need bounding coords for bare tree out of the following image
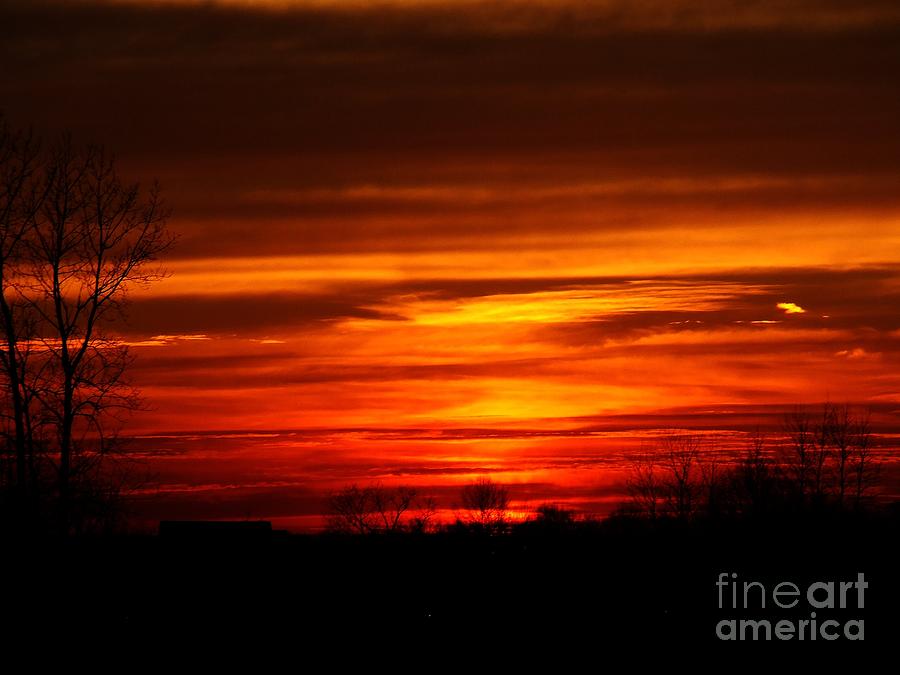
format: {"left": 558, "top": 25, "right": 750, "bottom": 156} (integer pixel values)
{"left": 27, "top": 138, "right": 171, "bottom": 530}
{"left": 660, "top": 434, "right": 700, "bottom": 519}
{"left": 732, "top": 429, "right": 780, "bottom": 516}
{"left": 370, "top": 484, "right": 417, "bottom": 531}
{"left": 850, "top": 411, "right": 879, "bottom": 510}
{"left": 326, "top": 483, "right": 431, "bottom": 534}
{"left": 810, "top": 405, "right": 833, "bottom": 502}
{"left": 327, "top": 484, "right": 377, "bottom": 534}
{"left": 625, "top": 449, "right": 662, "bottom": 519}
{"left": 826, "top": 404, "right": 855, "bottom": 505}
{"left": 623, "top": 436, "right": 703, "bottom": 520}
{"left": 783, "top": 408, "right": 814, "bottom": 500}
{"left": 698, "top": 451, "right": 723, "bottom": 519}
{"left": 0, "top": 120, "right": 172, "bottom": 533}
{"left": 0, "top": 119, "right": 42, "bottom": 514}
{"left": 407, "top": 495, "right": 438, "bottom": 533}
{"left": 460, "top": 477, "right": 510, "bottom": 530}
{"left": 782, "top": 404, "right": 879, "bottom": 510}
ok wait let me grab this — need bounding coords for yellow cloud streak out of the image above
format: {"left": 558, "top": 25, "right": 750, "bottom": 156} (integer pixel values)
{"left": 403, "top": 285, "right": 767, "bottom": 326}
{"left": 777, "top": 302, "right": 806, "bottom": 314}
{"left": 152, "top": 212, "right": 900, "bottom": 297}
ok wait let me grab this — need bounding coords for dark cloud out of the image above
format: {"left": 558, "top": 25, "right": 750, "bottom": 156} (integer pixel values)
{"left": 115, "top": 292, "right": 404, "bottom": 334}
{"left": 2, "top": 1, "right": 900, "bottom": 262}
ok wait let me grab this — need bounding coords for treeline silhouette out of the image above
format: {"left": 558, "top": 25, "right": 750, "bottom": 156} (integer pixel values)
{"left": 326, "top": 475, "right": 512, "bottom": 534}
{"left": 620, "top": 403, "right": 880, "bottom": 522}
{"left": 322, "top": 403, "right": 888, "bottom": 537}
{"left": 12, "top": 399, "right": 888, "bottom": 648}
{"left": 5, "top": 460, "right": 896, "bottom": 650}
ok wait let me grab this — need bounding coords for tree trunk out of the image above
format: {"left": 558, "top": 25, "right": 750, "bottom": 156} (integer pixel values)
{"left": 0, "top": 292, "right": 28, "bottom": 502}
{"left": 58, "top": 376, "right": 74, "bottom": 533}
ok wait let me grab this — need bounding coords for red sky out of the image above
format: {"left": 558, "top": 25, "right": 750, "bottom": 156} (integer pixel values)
{"left": 3, "top": 0, "right": 900, "bottom": 528}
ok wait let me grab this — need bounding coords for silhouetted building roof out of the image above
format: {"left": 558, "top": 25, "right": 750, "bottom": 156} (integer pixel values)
{"left": 159, "top": 520, "right": 273, "bottom": 541}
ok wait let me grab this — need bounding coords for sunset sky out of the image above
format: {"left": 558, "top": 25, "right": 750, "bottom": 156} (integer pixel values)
{"left": 3, "top": 0, "right": 899, "bottom": 528}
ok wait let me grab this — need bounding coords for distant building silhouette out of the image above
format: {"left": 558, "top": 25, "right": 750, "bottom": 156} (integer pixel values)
{"left": 159, "top": 520, "right": 274, "bottom": 541}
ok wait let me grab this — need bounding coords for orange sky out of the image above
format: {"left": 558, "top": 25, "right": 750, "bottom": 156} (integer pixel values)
{"left": 3, "top": 0, "right": 900, "bottom": 528}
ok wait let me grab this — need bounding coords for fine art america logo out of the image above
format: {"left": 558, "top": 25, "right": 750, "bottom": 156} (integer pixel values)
{"left": 716, "top": 572, "right": 867, "bottom": 641}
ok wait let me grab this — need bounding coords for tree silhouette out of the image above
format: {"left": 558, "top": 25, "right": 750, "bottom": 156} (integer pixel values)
{"left": 731, "top": 429, "right": 780, "bottom": 517}
{"left": 0, "top": 119, "right": 41, "bottom": 522}
{"left": 460, "top": 477, "right": 510, "bottom": 530}
{"left": 0, "top": 118, "right": 172, "bottom": 534}
{"left": 623, "top": 434, "right": 706, "bottom": 519}
{"left": 850, "top": 415, "right": 878, "bottom": 510}
{"left": 326, "top": 483, "right": 435, "bottom": 534}
{"left": 661, "top": 434, "right": 701, "bottom": 519}
{"left": 625, "top": 448, "right": 662, "bottom": 519}
{"left": 781, "top": 403, "right": 879, "bottom": 509}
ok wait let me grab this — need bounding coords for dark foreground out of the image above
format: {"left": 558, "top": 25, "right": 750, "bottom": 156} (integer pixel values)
{"left": 3, "top": 512, "right": 898, "bottom": 656}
